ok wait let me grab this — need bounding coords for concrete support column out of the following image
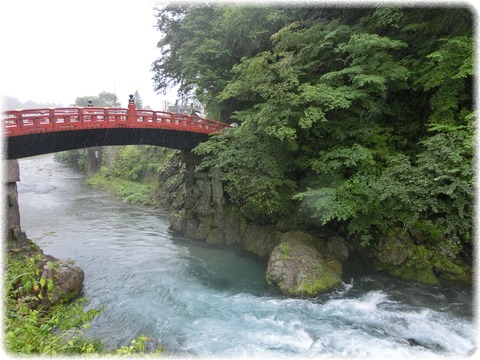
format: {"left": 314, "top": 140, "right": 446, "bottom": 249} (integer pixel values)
{"left": 4, "top": 159, "right": 22, "bottom": 242}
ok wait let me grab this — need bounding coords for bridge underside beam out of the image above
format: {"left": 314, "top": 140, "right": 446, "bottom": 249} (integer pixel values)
{"left": 5, "top": 128, "right": 210, "bottom": 159}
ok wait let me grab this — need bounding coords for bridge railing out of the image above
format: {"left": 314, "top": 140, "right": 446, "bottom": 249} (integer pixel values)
{"left": 2, "top": 106, "right": 229, "bottom": 137}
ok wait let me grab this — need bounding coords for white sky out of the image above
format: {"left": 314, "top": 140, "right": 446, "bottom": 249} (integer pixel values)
{"left": 0, "top": 0, "right": 476, "bottom": 109}
{"left": 0, "top": 0, "right": 175, "bottom": 108}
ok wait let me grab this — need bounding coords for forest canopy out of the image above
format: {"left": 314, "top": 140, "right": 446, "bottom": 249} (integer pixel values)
{"left": 152, "top": 5, "right": 474, "bottom": 250}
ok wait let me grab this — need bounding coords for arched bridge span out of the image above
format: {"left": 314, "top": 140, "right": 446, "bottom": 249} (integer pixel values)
{"left": 2, "top": 95, "right": 229, "bottom": 159}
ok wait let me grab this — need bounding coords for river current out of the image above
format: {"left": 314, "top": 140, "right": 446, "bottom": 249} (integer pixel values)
{"left": 17, "top": 154, "right": 476, "bottom": 358}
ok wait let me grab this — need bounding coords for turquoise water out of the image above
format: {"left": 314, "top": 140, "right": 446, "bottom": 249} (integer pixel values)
{"left": 18, "top": 155, "right": 476, "bottom": 358}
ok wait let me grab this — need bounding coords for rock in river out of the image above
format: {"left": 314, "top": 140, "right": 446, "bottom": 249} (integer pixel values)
{"left": 266, "top": 231, "right": 342, "bottom": 296}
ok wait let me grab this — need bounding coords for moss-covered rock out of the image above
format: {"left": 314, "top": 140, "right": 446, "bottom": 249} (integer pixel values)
{"left": 266, "top": 231, "right": 342, "bottom": 296}
{"left": 41, "top": 255, "right": 84, "bottom": 305}
{"left": 374, "top": 229, "right": 472, "bottom": 285}
{"left": 377, "top": 232, "right": 411, "bottom": 266}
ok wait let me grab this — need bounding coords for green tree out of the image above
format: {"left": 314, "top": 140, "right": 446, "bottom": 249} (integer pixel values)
{"left": 74, "top": 91, "right": 120, "bottom": 107}
{"left": 195, "top": 126, "right": 296, "bottom": 223}
{"left": 152, "top": 4, "right": 299, "bottom": 119}
{"left": 160, "top": 5, "right": 474, "bottom": 253}
{"left": 290, "top": 7, "right": 474, "bottom": 246}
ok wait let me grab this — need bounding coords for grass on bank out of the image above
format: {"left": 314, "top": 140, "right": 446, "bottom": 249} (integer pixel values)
{"left": 4, "top": 249, "right": 164, "bottom": 356}
{"left": 85, "top": 166, "right": 157, "bottom": 206}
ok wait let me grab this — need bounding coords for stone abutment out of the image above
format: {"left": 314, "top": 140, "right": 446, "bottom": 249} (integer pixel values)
{"left": 4, "top": 159, "right": 22, "bottom": 242}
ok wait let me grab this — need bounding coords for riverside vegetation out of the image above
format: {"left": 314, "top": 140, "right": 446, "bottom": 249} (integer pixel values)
{"left": 69, "top": 5, "right": 473, "bottom": 290}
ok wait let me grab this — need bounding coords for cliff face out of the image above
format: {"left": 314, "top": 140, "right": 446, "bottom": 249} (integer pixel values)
{"left": 162, "top": 152, "right": 472, "bottom": 294}
{"left": 162, "top": 153, "right": 348, "bottom": 296}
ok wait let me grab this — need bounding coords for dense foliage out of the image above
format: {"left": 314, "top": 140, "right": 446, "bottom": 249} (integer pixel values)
{"left": 152, "top": 5, "right": 474, "bottom": 250}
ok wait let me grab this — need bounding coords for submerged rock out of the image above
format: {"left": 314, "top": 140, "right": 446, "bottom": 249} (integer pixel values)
{"left": 242, "top": 224, "right": 278, "bottom": 258}
{"left": 266, "top": 231, "right": 342, "bottom": 296}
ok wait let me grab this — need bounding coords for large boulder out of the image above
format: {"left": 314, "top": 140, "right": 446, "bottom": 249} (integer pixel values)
{"left": 41, "top": 255, "right": 85, "bottom": 305}
{"left": 7, "top": 235, "right": 84, "bottom": 307}
{"left": 266, "top": 231, "right": 342, "bottom": 296}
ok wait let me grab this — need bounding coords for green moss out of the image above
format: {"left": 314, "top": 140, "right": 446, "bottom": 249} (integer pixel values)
{"left": 376, "top": 244, "right": 432, "bottom": 285}
{"left": 281, "top": 243, "right": 290, "bottom": 261}
{"left": 265, "top": 272, "right": 273, "bottom": 286}
{"left": 431, "top": 251, "right": 471, "bottom": 283}
{"left": 388, "top": 245, "right": 440, "bottom": 285}
{"left": 296, "top": 267, "right": 342, "bottom": 296}
{"left": 377, "top": 242, "right": 472, "bottom": 286}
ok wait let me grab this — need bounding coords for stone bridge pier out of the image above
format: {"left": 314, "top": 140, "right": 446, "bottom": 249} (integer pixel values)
{"left": 4, "top": 159, "right": 22, "bottom": 242}
{"left": 169, "top": 152, "right": 242, "bottom": 245}
{"left": 183, "top": 151, "right": 224, "bottom": 216}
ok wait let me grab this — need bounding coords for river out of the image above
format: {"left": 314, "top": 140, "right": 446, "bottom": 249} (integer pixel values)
{"left": 17, "top": 154, "right": 476, "bottom": 358}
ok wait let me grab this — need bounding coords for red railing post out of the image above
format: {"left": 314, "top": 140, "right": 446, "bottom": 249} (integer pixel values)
{"left": 49, "top": 109, "right": 55, "bottom": 130}
{"left": 17, "top": 111, "right": 23, "bottom": 132}
{"left": 127, "top": 94, "right": 136, "bottom": 124}
{"left": 85, "top": 100, "right": 93, "bottom": 126}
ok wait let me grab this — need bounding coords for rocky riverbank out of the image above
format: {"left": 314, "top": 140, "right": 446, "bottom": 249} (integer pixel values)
{"left": 6, "top": 231, "right": 85, "bottom": 308}
{"left": 63, "top": 147, "right": 473, "bottom": 296}
{"left": 172, "top": 211, "right": 472, "bottom": 296}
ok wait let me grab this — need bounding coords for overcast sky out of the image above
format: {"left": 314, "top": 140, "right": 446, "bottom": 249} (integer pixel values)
{"left": 0, "top": 0, "right": 173, "bottom": 108}
{"left": 0, "top": 0, "right": 475, "bottom": 109}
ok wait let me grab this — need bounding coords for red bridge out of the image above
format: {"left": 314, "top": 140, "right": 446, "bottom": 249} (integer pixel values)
{"left": 2, "top": 95, "right": 229, "bottom": 159}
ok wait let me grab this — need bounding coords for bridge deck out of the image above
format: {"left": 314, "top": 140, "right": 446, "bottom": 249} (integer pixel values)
{"left": 2, "top": 97, "right": 229, "bottom": 159}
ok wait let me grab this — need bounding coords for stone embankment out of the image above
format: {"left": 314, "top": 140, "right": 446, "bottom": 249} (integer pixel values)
{"left": 165, "top": 152, "right": 472, "bottom": 295}
{"left": 165, "top": 153, "right": 348, "bottom": 296}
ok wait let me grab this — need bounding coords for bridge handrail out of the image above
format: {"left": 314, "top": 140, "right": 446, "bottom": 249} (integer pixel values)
{"left": 2, "top": 106, "right": 229, "bottom": 137}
